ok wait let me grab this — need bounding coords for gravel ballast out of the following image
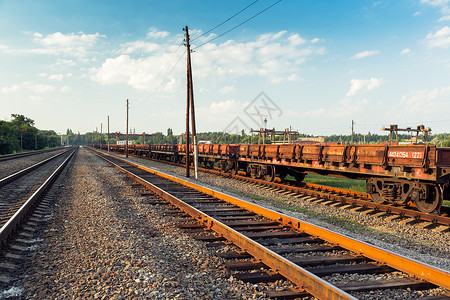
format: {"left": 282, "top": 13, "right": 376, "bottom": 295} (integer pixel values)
{"left": 0, "top": 149, "right": 68, "bottom": 180}
{"left": 3, "top": 148, "right": 287, "bottom": 299}
{"left": 122, "top": 153, "right": 450, "bottom": 272}
{"left": 1, "top": 148, "right": 449, "bottom": 299}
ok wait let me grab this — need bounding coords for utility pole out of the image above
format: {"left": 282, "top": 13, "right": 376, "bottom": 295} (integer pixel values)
{"left": 185, "top": 25, "right": 198, "bottom": 179}
{"left": 100, "top": 123, "right": 103, "bottom": 146}
{"left": 126, "top": 99, "right": 129, "bottom": 158}
{"left": 107, "top": 116, "right": 110, "bottom": 152}
{"left": 185, "top": 29, "right": 190, "bottom": 179}
{"left": 351, "top": 120, "right": 354, "bottom": 144}
{"left": 96, "top": 127, "right": 98, "bottom": 146}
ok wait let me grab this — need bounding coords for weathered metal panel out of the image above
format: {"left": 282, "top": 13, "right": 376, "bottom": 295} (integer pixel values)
{"left": 386, "top": 145, "right": 435, "bottom": 167}
{"left": 249, "top": 145, "right": 261, "bottom": 157}
{"left": 436, "top": 147, "right": 450, "bottom": 166}
{"left": 212, "top": 144, "right": 221, "bottom": 155}
{"left": 239, "top": 145, "right": 249, "bottom": 157}
{"left": 354, "top": 145, "right": 385, "bottom": 165}
{"left": 278, "top": 144, "right": 296, "bottom": 160}
{"left": 228, "top": 145, "right": 240, "bottom": 156}
{"left": 264, "top": 145, "right": 279, "bottom": 159}
{"left": 302, "top": 145, "right": 321, "bottom": 161}
{"left": 323, "top": 145, "right": 346, "bottom": 163}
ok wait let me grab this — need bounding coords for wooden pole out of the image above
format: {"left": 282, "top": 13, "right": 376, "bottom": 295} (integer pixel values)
{"left": 107, "top": 116, "right": 110, "bottom": 152}
{"left": 100, "top": 123, "right": 102, "bottom": 146}
{"left": 351, "top": 120, "right": 354, "bottom": 144}
{"left": 185, "top": 28, "right": 190, "bottom": 178}
{"left": 126, "top": 99, "right": 129, "bottom": 158}
{"left": 185, "top": 26, "right": 198, "bottom": 179}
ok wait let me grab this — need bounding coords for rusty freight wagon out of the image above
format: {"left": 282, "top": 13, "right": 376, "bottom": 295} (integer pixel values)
{"left": 236, "top": 143, "right": 450, "bottom": 213}
{"left": 93, "top": 142, "right": 450, "bottom": 213}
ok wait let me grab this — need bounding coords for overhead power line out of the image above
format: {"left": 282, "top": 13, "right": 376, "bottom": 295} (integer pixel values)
{"left": 190, "top": 0, "right": 260, "bottom": 42}
{"left": 132, "top": 40, "right": 185, "bottom": 108}
{"left": 192, "top": 0, "right": 283, "bottom": 50}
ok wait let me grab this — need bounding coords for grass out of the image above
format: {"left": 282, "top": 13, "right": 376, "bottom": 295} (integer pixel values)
{"left": 295, "top": 174, "right": 366, "bottom": 192}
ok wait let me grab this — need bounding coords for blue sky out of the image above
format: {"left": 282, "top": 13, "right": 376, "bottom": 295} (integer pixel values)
{"left": 1, "top": 0, "right": 449, "bottom": 137}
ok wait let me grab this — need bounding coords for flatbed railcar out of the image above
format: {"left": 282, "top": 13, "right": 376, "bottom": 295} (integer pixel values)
{"left": 94, "top": 143, "right": 450, "bottom": 213}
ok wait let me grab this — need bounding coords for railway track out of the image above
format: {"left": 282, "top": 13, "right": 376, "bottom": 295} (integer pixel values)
{"left": 98, "top": 148, "right": 450, "bottom": 230}
{"left": 0, "top": 147, "right": 62, "bottom": 162}
{"left": 91, "top": 148, "right": 450, "bottom": 299}
{"left": 0, "top": 147, "right": 77, "bottom": 245}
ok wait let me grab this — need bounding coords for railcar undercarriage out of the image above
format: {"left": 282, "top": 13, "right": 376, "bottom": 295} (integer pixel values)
{"left": 366, "top": 177, "right": 443, "bottom": 213}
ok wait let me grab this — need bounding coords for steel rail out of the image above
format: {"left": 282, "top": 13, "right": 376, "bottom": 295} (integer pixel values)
{"left": 97, "top": 146, "right": 450, "bottom": 221}
{"left": 92, "top": 149, "right": 450, "bottom": 293}
{"left": 91, "top": 149, "right": 356, "bottom": 300}
{"left": 226, "top": 173, "right": 450, "bottom": 226}
{"left": 0, "top": 150, "right": 68, "bottom": 188}
{"left": 0, "top": 148, "right": 77, "bottom": 244}
{"left": 0, "top": 147, "right": 61, "bottom": 162}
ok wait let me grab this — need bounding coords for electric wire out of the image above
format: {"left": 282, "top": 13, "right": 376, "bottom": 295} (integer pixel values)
{"left": 192, "top": 0, "right": 283, "bottom": 50}
{"left": 190, "top": 0, "right": 260, "bottom": 42}
{"left": 132, "top": 40, "right": 185, "bottom": 107}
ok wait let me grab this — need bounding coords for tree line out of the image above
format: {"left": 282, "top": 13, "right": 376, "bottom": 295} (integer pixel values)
{"left": 2, "top": 114, "right": 449, "bottom": 155}
{"left": 88, "top": 129, "right": 450, "bottom": 146}
{"left": 0, "top": 114, "right": 61, "bottom": 155}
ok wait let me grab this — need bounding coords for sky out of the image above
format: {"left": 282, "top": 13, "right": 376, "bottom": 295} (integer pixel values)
{"left": 1, "top": 0, "right": 450, "bottom": 137}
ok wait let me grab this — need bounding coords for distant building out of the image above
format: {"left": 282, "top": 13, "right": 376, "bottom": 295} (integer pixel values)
{"left": 296, "top": 137, "right": 324, "bottom": 144}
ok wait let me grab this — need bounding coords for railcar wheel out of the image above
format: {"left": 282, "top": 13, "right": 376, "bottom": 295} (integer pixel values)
{"left": 264, "top": 166, "right": 275, "bottom": 182}
{"left": 414, "top": 185, "right": 443, "bottom": 213}
{"left": 366, "top": 179, "right": 386, "bottom": 204}
{"left": 247, "top": 165, "right": 257, "bottom": 179}
{"left": 294, "top": 172, "right": 305, "bottom": 182}
{"left": 230, "top": 162, "right": 238, "bottom": 175}
{"left": 278, "top": 168, "right": 288, "bottom": 180}
{"left": 369, "top": 193, "right": 386, "bottom": 204}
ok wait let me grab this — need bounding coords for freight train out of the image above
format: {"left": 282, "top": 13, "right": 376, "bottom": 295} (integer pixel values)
{"left": 93, "top": 143, "right": 450, "bottom": 213}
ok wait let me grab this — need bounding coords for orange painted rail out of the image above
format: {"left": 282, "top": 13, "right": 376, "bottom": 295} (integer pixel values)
{"left": 92, "top": 148, "right": 450, "bottom": 295}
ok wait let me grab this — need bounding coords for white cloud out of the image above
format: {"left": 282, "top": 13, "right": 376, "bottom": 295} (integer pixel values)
{"left": 119, "top": 41, "right": 160, "bottom": 54}
{"left": 288, "top": 33, "right": 306, "bottom": 46}
{"left": 54, "top": 58, "right": 76, "bottom": 67}
{"left": 438, "top": 14, "right": 450, "bottom": 21}
{"left": 24, "top": 82, "right": 55, "bottom": 93}
{"left": 287, "top": 98, "right": 369, "bottom": 118}
{"left": 1, "top": 84, "right": 21, "bottom": 93}
{"left": 413, "top": 11, "right": 422, "bottom": 16}
{"left": 191, "top": 31, "right": 324, "bottom": 83}
{"left": 147, "top": 28, "right": 170, "bottom": 39}
{"left": 1, "top": 82, "right": 55, "bottom": 94}
{"left": 29, "top": 95, "right": 43, "bottom": 104}
{"left": 400, "top": 48, "right": 412, "bottom": 55}
{"left": 60, "top": 86, "right": 71, "bottom": 93}
{"left": 346, "top": 78, "right": 383, "bottom": 96}
{"left": 91, "top": 53, "right": 183, "bottom": 92}
{"left": 29, "top": 32, "right": 104, "bottom": 57}
{"left": 197, "top": 99, "right": 249, "bottom": 124}
{"left": 92, "top": 30, "right": 325, "bottom": 90}
{"left": 421, "top": 0, "right": 450, "bottom": 21}
{"left": 423, "top": 26, "right": 450, "bottom": 48}
{"left": 219, "top": 85, "right": 235, "bottom": 94}
{"left": 49, "top": 74, "right": 64, "bottom": 81}
{"left": 399, "top": 86, "right": 450, "bottom": 114}
{"left": 350, "top": 50, "right": 380, "bottom": 59}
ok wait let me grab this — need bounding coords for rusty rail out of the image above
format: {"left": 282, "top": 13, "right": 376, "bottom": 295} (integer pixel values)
{"left": 91, "top": 148, "right": 450, "bottom": 294}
